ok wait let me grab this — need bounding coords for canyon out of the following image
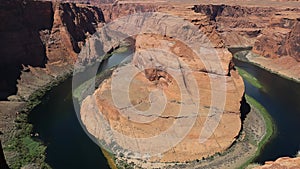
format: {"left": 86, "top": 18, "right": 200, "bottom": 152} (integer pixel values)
{"left": 80, "top": 31, "right": 244, "bottom": 164}
{"left": 0, "top": 0, "right": 299, "bottom": 168}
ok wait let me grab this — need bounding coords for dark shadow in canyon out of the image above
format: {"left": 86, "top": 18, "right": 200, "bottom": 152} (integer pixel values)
{"left": 0, "top": 141, "right": 9, "bottom": 169}
{"left": 240, "top": 94, "right": 251, "bottom": 123}
{"left": 0, "top": 0, "right": 53, "bottom": 100}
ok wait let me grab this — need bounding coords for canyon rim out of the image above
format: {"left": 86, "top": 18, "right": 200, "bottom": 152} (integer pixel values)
{"left": 0, "top": 0, "right": 299, "bottom": 169}
{"left": 74, "top": 11, "right": 244, "bottom": 166}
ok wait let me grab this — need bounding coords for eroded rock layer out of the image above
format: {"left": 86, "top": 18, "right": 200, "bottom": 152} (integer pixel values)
{"left": 80, "top": 31, "right": 244, "bottom": 162}
{"left": 191, "top": 3, "right": 300, "bottom": 81}
{"left": 0, "top": 0, "right": 106, "bottom": 167}
{"left": 0, "top": 1, "right": 105, "bottom": 101}
{"left": 249, "top": 10, "right": 300, "bottom": 81}
{"left": 1, "top": 0, "right": 300, "bottom": 168}
{"left": 254, "top": 157, "right": 300, "bottom": 169}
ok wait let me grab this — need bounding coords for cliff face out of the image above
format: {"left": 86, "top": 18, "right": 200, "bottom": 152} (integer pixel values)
{"left": 0, "top": 1, "right": 106, "bottom": 167}
{"left": 0, "top": 1, "right": 52, "bottom": 100}
{"left": 254, "top": 156, "right": 300, "bottom": 169}
{"left": 2, "top": 0, "right": 298, "bottom": 168}
{"left": 0, "top": 1, "right": 105, "bottom": 101}
{"left": 249, "top": 10, "right": 300, "bottom": 81}
{"left": 192, "top": 4, "right": 300, "bottom": 81}
{"left": 252, "top": 11, "right": 300, "bottom": 61}
{"left": 99, "top": 3, "right": 157, "bottom": 22}
{"left": 79, "top": 3, "right": 245, "bottom": 165}
{"left": 193, "top": 4, "right": 275, "bottom": 47}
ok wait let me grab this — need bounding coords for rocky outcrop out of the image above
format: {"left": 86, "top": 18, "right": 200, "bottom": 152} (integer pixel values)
{"left": 0, "top": 1, "right": 105, "bottom": 167}
{"left": 252, "top": 11, "right": 300, "bottom": 61}
{"left": 192, "top": 4, "right": 275, "bottom": 47}
{"left": 0, "top": 1, "right": 105, "bottom": 101}
{"left": 79, "top": 11, "right": 244, "bottom": 164}
{"left": 98, "top": 3, "right": 157, "bottom": 22}
{"left": 249, "top": 10, "right": 300, "bottom": 81}
{"left": 192, "top": 4, "right": 300, "bottom": 81}
{"left": 253, "top": 156, "right": 300, "bottom": 169}
{"left": 2, "top": 0, "right": 299, "bottom": 168}
{"left": 0, "top": 0, "right": 52, "bottom": 100}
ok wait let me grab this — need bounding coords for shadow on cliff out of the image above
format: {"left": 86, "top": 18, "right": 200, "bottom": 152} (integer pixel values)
{"left": 0, "top": 0, "right": 53, "bottom": 100}
{"left": 0, "top": 141, "right": 9, "bottom": 169}
{"left": 240, "top": 94, "right": 251, "bottom": 123}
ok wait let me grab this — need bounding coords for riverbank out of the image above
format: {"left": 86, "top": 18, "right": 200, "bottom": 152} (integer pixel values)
{"left": 236, "top": 67, "right": 263, "bottom": 89}
{"left": 242, "top": 95, "right": 275, "bottom": 168}
{"left": 0, "top": 42, "right": 131, "bottom": 168}
{"left": 234, "top": 51, "right": 300, "bottom": 83}
{"left": 1, "top": 70, "right": 72, "bottom": 169}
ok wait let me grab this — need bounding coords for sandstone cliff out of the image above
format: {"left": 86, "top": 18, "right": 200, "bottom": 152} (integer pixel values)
{"left": 191, "top": 3, "right": 300, "bottom": 81}
{"left": 0, "top": 0, "right": 106, "bottom": 167}
{"left": 1, "top": 0, "right": 299, "bottom": 168}
{"left": 0, "top": 0, "right": 52, "bottom": 100}
{"left": 192, "top": 4, "right": 276, "bottom": 47}
{"left": 0, "top": 1, "right": 105, "bottom": 101}
{"left": 79, "top": 4, "right": 245, "bottom": 165}
{"left": 249, "top": 10, "right": 300, "bottom": 81}
{"left": 253, "top": 156, "right": 300, "bottom": 169}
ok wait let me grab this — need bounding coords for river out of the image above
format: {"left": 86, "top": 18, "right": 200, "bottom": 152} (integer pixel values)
{"left": 28, "top": 49, "right": 133, "bottom": 169}
{"left": 233, "top": 58, "right": 300, "bottom": 163}
{"left": 28, "top": 51, "right": 300, "bottom": 168}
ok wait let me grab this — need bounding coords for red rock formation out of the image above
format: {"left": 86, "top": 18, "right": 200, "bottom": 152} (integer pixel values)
{"left": 0, "top": 0, "right": 106, "bottom": 100}
{"left": 192, "top": 4, "right": 275, "bottom": 47}
{"left": 253, "top": 11, "right": 300, "bottom": 61}
{"left": 80, "top": 11, "right": 244, "bottom": 164}
{"left": 0, "top": 0, "right": 53, "bottom": 99}
{"left": 1, "top": 0, "right": 299, "bottom": 168}
{"left": 192, "top": 3, "right": 300, "bottom": 81}
{"left": 249, "top": 10, "right": 300, "bottom": 81}
{"left": 254, "top": 156, "right": 300, "bottom": 169}
{"left": 98, "top": 3, "right": 157, "bottom": 22}
{"left": 1, "top": 1, "right": 107, "bottom": 167}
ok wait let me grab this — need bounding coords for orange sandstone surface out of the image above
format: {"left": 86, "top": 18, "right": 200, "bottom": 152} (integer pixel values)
{"left": 80, "top": 33, "right": 244, "bottom": 162}
{"left": 254, "top": 157, "right": 300, "bottom": 169}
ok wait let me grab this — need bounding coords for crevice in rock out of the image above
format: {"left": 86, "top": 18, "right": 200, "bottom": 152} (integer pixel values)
{"left": 240, "top": 93, "right": 251, "bottom": 124}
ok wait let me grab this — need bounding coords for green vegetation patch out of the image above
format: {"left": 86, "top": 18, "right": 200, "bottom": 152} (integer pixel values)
{"left": 4, "top": 114, "right": 50, "bottom": 169}
{"left": 239, "top": 95, "right": 275, "bottom": 168}
{"left": 3, "top": 72, "right": 72, "bottom": 169}
{"left": 236, "top": 67, "right": 263, "bottom": 89}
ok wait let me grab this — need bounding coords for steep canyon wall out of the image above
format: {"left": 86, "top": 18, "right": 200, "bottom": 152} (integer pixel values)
{"left": 1, "top": 0, "right": 299, "bottom": 168}
{"left": 193, "top": 4, "right": 300, "bottom": 81}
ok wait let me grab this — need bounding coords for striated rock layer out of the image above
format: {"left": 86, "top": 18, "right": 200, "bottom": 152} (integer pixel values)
{"left": 0, "top": 0, "right": 106, "bottom": 167}
{"left": 191, "top": 3, "right": 300, "bottom": 81}
{"left": 1, "top": 0, "right": 299, "bottom": 167}
{"left": 80, "top": 17, "right": 244, "bottom": 162}
{"left": 0, "top": 0, "right": 106, "bottom": 100}
{"left": 250, "top": 10, "right": 300, "bottom": 81}
{"left": 254, "top": 156, "right": 300, "bottom": 169}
